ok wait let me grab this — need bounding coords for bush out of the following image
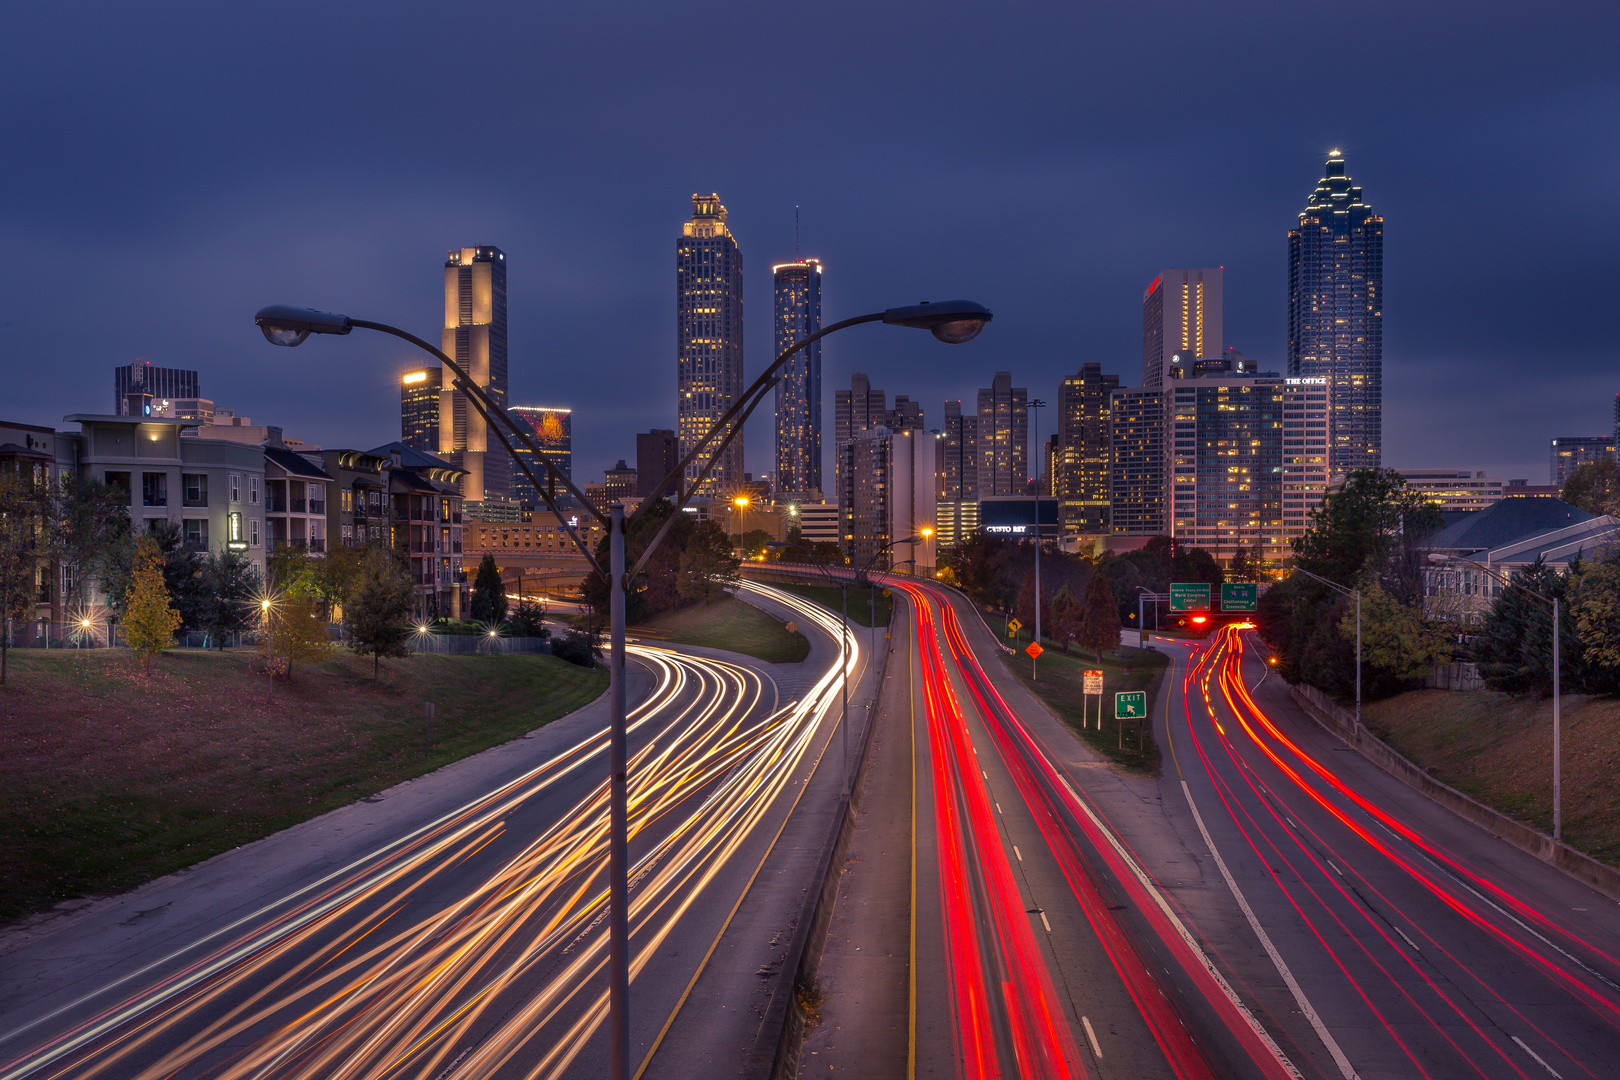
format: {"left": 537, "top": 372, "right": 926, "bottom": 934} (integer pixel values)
{"left": 551, "top": 628, "right": 601, "bottom": 667}
{"left": 508, "top": 598, "right": 551, "bottom": 638}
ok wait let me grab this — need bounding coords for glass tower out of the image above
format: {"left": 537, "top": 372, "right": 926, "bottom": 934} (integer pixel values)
{"left": 440, "top": 245, "right": 509, "bottom": 501}
{"left": 1056, "top": 363, "right": 1120, "bottom": 533}
{"left": 975, "top": 371, "right": 1028, "bottom": 496}
{"left": 773, "top": 259, "right": 822, "bottom": 499}
{"left": 508, "top": 406, "right": 572, "bottom": 506}
{"left": 400, "top": 367, "right": 442, "bottom": 451}
{"left": 1141, "top": 270, "right": 1223, "bottom": 390}
{"left": 676, "top": 194, "right": 745, "bottom": 496}
{"left": 1289, "top": 151, "right": 1383, "bottom": 474}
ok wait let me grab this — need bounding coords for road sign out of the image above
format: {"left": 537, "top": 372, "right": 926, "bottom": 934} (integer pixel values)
{"left": 1083, "top": 670, "right": 1103, "bottom": 695}
{"left": 1114, "top": 690, "right": 1147, "bottom": 718}
{"left": 1220, "top": 583, "right": 1258, "bottom": 612}
{"left": 1007, "top": 617, "right": 1023, "bottom": 635}
{"left": 1025, "top": 641, "right": 1044, "bottom": 659}
{"left": 784, "top": 621, "right": 798, "bottom": 634}
{"left": 1168, "top": 583, "right": 1211, "bottom": 612}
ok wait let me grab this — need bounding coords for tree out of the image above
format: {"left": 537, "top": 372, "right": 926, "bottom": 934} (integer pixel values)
{"left": 346, "top": 547, "right": 416, "bottom": 677}
{"left": 52, "top": 476, "right": 129, "bottom": 622}
{"left": 201, "top": 549, "right": 261, "bottom": 647}
{"left": 1076, "top": 571, "right": 1122, "bottom": 660}
{"left": 508, "top": 597, "right": 551, "bottom": 638}
{"left": 1562, "top": 459, "right": 1620, "bottom": 517}
{"left": 1294, "top": 468, "right": 1441, "bottom": 589}
{"left": 1014, "top": 570, "right": 1049, "bottom": 640}
{"left": 1571, "top": 560, "right": 1620, "bottom": 693}
{"left": 1472, "top": 556, "right": 1576, "bottom": 695}
{"left": 1049, "top": 582, "right": 1081, "bottom": 654}
{"left": 1229, "top": 543, "right": 1261, "bottom": 582}
{"left": 102, "top": 521, "right": 209, "bottom": 630}
{"left": 306, "top": 541, "right": 366, "bottom": 623}
{"left": 1345, "top": 575, "right": 1450, "bottom": 683}
{"left": 0, "top": 470, "right": 54, "bottom": 684}
{"left": 263, "top": 595, "right": 330, "bottom": 681}
{"left": 123, "top": 536, "right": 182, "bottom": 667}
{"left": 676, "top": 521, "right": 738, "bottom": 605}
{"left": 470, "top": 553, "right": 509, "bottom": 623}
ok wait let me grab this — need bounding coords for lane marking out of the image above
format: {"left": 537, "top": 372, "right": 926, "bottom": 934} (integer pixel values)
{"left": 1182, "top": 780, "right": 1359, "bottom": 1080}
{"left": 1081, "top": 1015, "right": 1103, "bottom": 1058}
{"left": 1013, "top": 846, "right": 1023, "bottom": 862}
{"left": 1512, "top": 1035, "right": 1564, "bottom": 1078}
{"left": 996, "top": 802, "right": 1003, "bottom": 814}
{"left": 1394, "top": 927, "right": 1421, "bottom": 953}
{"left": 907, "top": 599, "right": 918, "bottom": 1080}
{"left": 1040, "top": 911, "right": 1052, "bottom": 933}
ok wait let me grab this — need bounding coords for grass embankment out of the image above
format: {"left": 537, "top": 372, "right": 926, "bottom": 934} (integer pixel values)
{"left": 630, "top": 594, "right": 809, "bottom": 663}
{"left": 0, "top": 648, "right": 607, "bottom": 923}
{"left": 771, "top": 583, "right": 893, "bottom": 628}
{"left": 1001, "top": 640, "right": 1168, "bottom": 772}
{"left": 1362, "top": 689, "right": 1620, "bottom": 866}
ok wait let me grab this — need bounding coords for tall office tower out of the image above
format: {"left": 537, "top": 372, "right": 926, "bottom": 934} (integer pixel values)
{"left": 773, "top": 259, "right": 822, "bottom": 498}
{"left": 636, "top": 429, "right": 679, "bottom": 498}
{"left": 1109, "top": 388, "right": 1166, "bottom": 536}
{"left": 975, "top": 372, "right": 1028, "bottom": 496}
{"left": 440, "top": 246, "right": 509, "bottom": 501}
{"left": 886, "top": 396, "right": 924, "bottom": 431}
{"left": 677, "top": 194, "right": 745, "bottom": 496}
{"left": 1055, "top": 363, "right": 1120, "bottom": 534}
{"left": 1550, "top": 436, "right": 1616, "bottom": 486}
{"left": 1281, "top": 378, "right": 1331, "bottom": 546}
{"left": 938, "top": 401, "right": 979, "bottom": 500}
{"left": 508, "top": 406, "right": 571, "bottom": 506}
{"left": 843, "top": 427, "right": 937, "bottom": 574}
{"left": 115, "top": 361, "right": 200, "bottom": 416}
{"left": 1289, "top": 151, "right": 1383, "bottom": 474}
{"left": 1141, "top": 269, "right": 1223, "bottom": 389}
{"left": 401, "top": 367, "right": 442, "bottom": 451}
{"left": 835, "top": 373, "right": 888, "bottom": 448}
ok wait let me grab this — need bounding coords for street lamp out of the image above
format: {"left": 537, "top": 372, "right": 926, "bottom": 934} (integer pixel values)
{"left": 1429, "top": 554, "right": 1564, "bottom": 840}
{"left": 732, "top": 495, "right": 749, "bottom": 557}
{"left": 253, "top": 294, "right": 991, "bottom": 1080}
{"left": 1027, "top": 398, "right": 1047, "bottom": 679}
{"left": 1290, "top": 566, "right": 1362, "bottom": 734}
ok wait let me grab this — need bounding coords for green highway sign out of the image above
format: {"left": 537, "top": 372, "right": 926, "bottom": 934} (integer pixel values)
{"left": 1220, "top": 583, "right": 1258, "bottom": 612}
{"left": 1114, "top": 691, "right": 1147, "bottom": 718}
{"left": 1168, "top": 583, "right": 1211, "bottom": 613}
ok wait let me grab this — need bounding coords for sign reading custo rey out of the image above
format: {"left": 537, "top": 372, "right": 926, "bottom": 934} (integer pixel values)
{"left": 1168, "top": 583, "right": 1212, "bottom": 613}
{"left": 1219, "top": 583, "right": 1258, "bottom": 612}
{"left": 1114, "top": 691, "right": 1147, "bottom": 718}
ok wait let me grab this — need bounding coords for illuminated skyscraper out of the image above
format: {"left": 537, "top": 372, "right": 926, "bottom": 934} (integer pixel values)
{"left": 1109, "top": 388, "right": 1165, "bottom": 536}
{"left": 1142, "top": 269, "right": 1223, "bottom": 390}
{"left": 975, "top": 372, "right": 1027, "bottom": 496}
{"left": 509, "top": 406, "right": 571, "bottom": 506}
{"left": 676, "top": 195, "right": 745, "bottom": 496}
{"left": 401, "top": 367, "right": 442, "bottom": 451}
{"left": 773, "top": 258, "right": 822, "bottom": 499}
{"left": 440, "top": 245, "right": 509, "bottom": 501}
{"left": 1289, "top": 151, "right": 1383, "bottom": 473}
{"left": 1055, "top": 363, "right": 1119, "bottom": 533}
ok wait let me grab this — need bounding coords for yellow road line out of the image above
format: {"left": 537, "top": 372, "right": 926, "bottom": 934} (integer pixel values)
{"left": 907, "top": 596, "right": 918, "bottom": 1080}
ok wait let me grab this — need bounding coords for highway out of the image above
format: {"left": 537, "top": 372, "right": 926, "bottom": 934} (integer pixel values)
{"left": 0, "top": 583, "right": 860, "bottom": 1080}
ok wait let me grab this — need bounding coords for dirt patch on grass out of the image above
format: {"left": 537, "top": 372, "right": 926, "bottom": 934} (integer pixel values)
{"left": 1363, "top": 689, "right": 1620, "bottom": 865}
{"left": 630, "top": 594, "right": 809, "bottom": 663}
{"left": 0, "top": 648, "right": 607, "bottom": 922}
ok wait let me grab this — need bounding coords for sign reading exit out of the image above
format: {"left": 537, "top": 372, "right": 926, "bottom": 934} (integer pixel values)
{"left": 1114, "top": 691, "right": 1147, "bottom": 718}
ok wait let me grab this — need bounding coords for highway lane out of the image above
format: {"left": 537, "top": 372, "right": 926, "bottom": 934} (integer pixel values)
{"left": 0, "top": 582, "right": 858, "bottom": 1080}
{"left": 1163, "top": 625, "right": 1620, "bottom": 1080}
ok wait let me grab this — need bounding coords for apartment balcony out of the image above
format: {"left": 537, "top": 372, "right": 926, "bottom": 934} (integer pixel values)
{"left": 309, "top": 499, "right": 325, "bottom": 515}
{"left": 270, "top": 537, "right": 308, "bottom": 552}
{"left": 308, "top": 538, "right": 326, "bottom": 553}
{"left": 266, "top": 495, "right": 288, "bottom": 513}
{"left": 289, "top": 497, "right": 306, "bottom": 513}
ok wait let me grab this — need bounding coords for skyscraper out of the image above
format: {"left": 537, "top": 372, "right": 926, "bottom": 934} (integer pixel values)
{"left": 1289, "top": 151, "right": 1383, "bottom": 474}
{"left": 508, "top": 406, "right": 571, "bottom": 506}
{"left": 1055, "top": 363, "right": 1119, "bottom": 533}
{"left": 934, "top": 401, "right": 980, "bottom": 550}
{"left": 975, "top": 372, "right": 1027, "bottom": 496}
{"left": 1550, "top": 436, "right": 1615, "bottom": 486}
{"left": 773, "top": 259, "right": 822, "bottom": 499}
{"left": 835, "top": 374, "right": 888, "bottom": 449}
{"left": 677, "top": 194, "right": 745, "bottom": 496}
{"left": 1109, "top": 388, "right": 1166, "bottom": 536}
{"left": 115, "top": 361, "right": 200, "bottom": 416}
{"left": 440, "top": 245, "right": 509, "bottom": 501}
{"left": 1142, "top": 269, "right": 1223, "bottom": 389}
{"left": 636, "top": 429, "right": 678, "bottom": 498}
{"left": 401, "top": 367, "right": 442, "bottom": 451}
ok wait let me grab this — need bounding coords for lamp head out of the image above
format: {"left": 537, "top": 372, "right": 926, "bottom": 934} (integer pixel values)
{"left": 881, "top": 300, "right": 993, "bottom": 344}
{"left": 254, "top": 305, "right": 353, "bottom": 347}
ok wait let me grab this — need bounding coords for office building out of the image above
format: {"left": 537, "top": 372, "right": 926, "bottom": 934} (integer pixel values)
{"left": 773, "top": 259, "right": 822, "bottom": 499}
{"left": 1550, "top": 436, "right": 1615, "bottom": 487}
{"left": 976, "top": 372, "right": 1027, "bottom": 496}
{"left": 1289, "top": 151, "right": 1383, "bottom": 474}
{"left": 934, "top": 401, "right": 979, "bottom": 551}
{"left": 1142, "top": 270, "right": 1223, "bottom": 390}
{"left": 1280, "top": 377, "right": 1331, "bottom": 543}
{"left": 509, "top": 406, "right": 572, "bottom": 506}
{"left": 604, "top": 460, "right": 638, "bottom": 503}
{"left": 1397, "top": 469, "right": 1506, "bottom": 514}
{"left": 401, "top": 367, "right": 442, "bottom": 451}
{"left": 438, "top": 245, "right": 510, "bottom": 502}
{"left": 835, "top": 374, "right": 888, "bottom": 450}
{"left": 114, "top": 361, "right": 200, "bottom": 417}
{"left": 795, "top": 502, "right": 840, "bottom": 547}
{"left": 1109, "top": 388, "right": 1166, "bottom": 536}
{"left": 637, "top": 428, "right": 678, "bottom": 498}
{"left": 1055, "top": 363, "right": 1119, "bottom": 534}
{"left": 677, "top": 194, "right": 745, "bottom": 496}
{"left": 842, "top": 426, "right": 937, "bottom": 574}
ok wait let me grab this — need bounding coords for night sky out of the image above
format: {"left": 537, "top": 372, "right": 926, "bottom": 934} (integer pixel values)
{"left": 4, "top": 1, "right": 1616, "bottom": 487}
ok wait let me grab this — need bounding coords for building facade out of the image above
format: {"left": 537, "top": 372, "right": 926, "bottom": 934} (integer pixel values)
{"left": 1289, "top": 151, "right": 1383, "bottom": 474}
{"left": 1109, "top": 389, "right": 1166, "bottom": 535}
{"left": 263, "top": 445, "right": 330, "bottom": 555}
{"left": 401, "top": 367, "right": 442, "bottom": 451}
{"left": 604, "top": 460, "right": 637, "bottom": 503}
{"left": 114, "top": 362, "right": 200, "bottom": 416}
{"left": 1280, "top": 377, "right": 1331, "bottom": 545}
{"left": 1550, "top": 436, "right": 1615, "bottom": 487}
{"left": 439, "top": 245, "right": 510, "bottom": 502}
{"left": 843, "top": 426, "right": 937, "bottom": 575}
{"left": 1397, "top": 469, "right": 1506, "bottom": 514}
{"left": 676, "top": 194, "right": 745, "bottom": 496}
{"left": 773, "top": 259, "right": 822, "bottom": 499}
{"left": 976, "top": 372, "right": 1027, "bottom": 496}
{"left": 1142, "top": 269, "right": 1223, "bottom": 390}
{"left": 508, "top": 406, "right": 572, "bottom": 506}
{"left": 1055, "top": 363, "right": 1119, "bottom": 534}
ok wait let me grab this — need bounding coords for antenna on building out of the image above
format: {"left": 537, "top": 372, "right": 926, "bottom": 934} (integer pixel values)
{"left": 795, "top": 206, "right": 800, "bottom": 261}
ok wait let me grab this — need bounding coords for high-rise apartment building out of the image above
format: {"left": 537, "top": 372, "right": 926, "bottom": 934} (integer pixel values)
{"left": 677, "top": 194, "right": 745, "bottom": 496}
{"left": 508, "top": 406, "right": 571, "bottom": 506}
{"left": 401, "top": 367, "right": 442, "bottom": 451}
{"left": 1280, "top": 378, "right": 1331, "bottom": 545}
{"left": 636, "top": 428, "right": 678, "bottom": 498}
{"left": 1142, "top": 270, "right": 1223, "bottom": 390}
{"left": 1550, "top": 436, "right": 1616, "bottom": 486}
{"left": 934, "top": 401, "right": 979, "bottom": 550}
{"left": 835, "top": 373, "right": 887, "bottom": 450}
{"left": 115, "top": 361, "right": 200, "bottom": 416}
{"left": 1289, "top": 151, "right": 1383, "bottom": 474}
{"left": 439, "top": 245, "right": 509, "bottom": 502}
{"left": 843, "top": 427, "right": 937, "bottom": 574}
{"left": 975, "top": 372, "right": 1027, "bottom": 496}
{"left": 1055, "top": 363, "right": 1119, "bottom": 534}
{"left": 1109, "top": 389, "right": 1166, "bottom": 536}
{"left": 773, "top": 259, "right": 822, "bottom": 499}
{"left": 604, "top": 460, "right": 638, "bottom": 503}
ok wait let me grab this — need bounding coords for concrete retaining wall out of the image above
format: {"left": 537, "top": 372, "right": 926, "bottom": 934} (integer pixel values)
{"left": 1289, "top": 683, "right": 1620, "bottom": 903}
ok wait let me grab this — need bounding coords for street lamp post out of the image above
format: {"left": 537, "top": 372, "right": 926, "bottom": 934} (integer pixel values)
{"left": 253, "top": 297, "right": 990, "bottom": 1080}
{"left": 1429, "top": 554, "right": 1563, "bottom": 841}
{"left": 1291, "top": 567, "right": 1362, "bottom": 733}
{"left": 1027, "top": 398, "right": 1047, "bottom": 679}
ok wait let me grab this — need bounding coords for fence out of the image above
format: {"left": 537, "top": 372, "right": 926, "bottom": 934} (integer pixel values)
{"left": 8, "top": 626, "right": 547, "bottom": 656}
{"left": 1425, "top": 661, "right": 1484, "bottom": 691}
{"left": 408, "top": 634, "right": 553, "bottom": 656}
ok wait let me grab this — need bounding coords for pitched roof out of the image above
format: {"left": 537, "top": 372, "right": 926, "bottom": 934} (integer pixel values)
{"left": 367, "top": 441, "right": 465, "bottom": 475}
{"left": 264, "top": 445, "right": 333, "bottom": 480}
{"left": 1423, "top": 496, "right": 1594, "bottom": 554}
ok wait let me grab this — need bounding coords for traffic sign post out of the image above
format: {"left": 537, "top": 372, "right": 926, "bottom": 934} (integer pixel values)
{"left": 1026, "top": 638, "right": 1042, "bottom": 678}
{"left": 1115, "top": 690, "right": 1147, "bottom": 750}
{"left": 1168, "top": 583, "right": 1211, "bottom": 613}
{"left": 1220, "top": 583, "right": 1257, "bottom": 612}
{"left": 1083, "top": 669, "right": 1103, "bottom": 728}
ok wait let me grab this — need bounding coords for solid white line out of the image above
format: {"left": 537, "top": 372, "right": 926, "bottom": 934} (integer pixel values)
{"left": 1082, "top": 1015, "right": 1103, "bottom": 1058}
{"left": 1182, "top": 781, "right": 1360, "bottom": 1080}
{"left": 1013, "top": 846, "right": 1023, "bottom": 862}
{"left": 1512, "top": 1035, "right": 1564, "bottom": 1078}
{"left": 1040, "top": 911, "right": 1051, "bottom": 933}
{"left": 1395, "top": 927, "right": 1421, "bottom": 953}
